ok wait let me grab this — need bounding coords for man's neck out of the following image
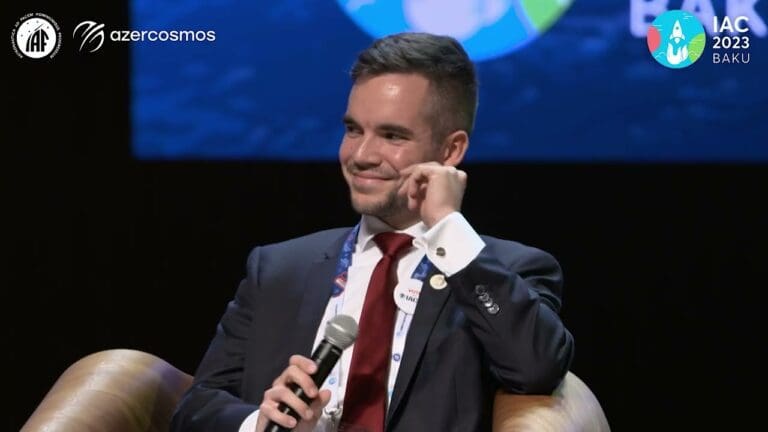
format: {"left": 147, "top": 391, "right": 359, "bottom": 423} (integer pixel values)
{"left": 358, "top": 214, "right": 426, "bottom": 252}
{"left": 378, "top": 213, "right": 420, "bottom": 231}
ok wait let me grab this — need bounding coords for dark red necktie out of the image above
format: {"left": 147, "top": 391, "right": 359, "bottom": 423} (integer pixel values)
{"left": 339, "top": 232, "right": 414, "bottom": 432}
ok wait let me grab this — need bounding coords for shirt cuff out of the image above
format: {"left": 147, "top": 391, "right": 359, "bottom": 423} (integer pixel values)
{"left": 238, "top": 408, "right": 336, "bottom": 432}
{"left": 239, "top": 409, "right": 260, "bottom": 432}
{"left": 414, "top": 212, "right": 485, "bottom": 277}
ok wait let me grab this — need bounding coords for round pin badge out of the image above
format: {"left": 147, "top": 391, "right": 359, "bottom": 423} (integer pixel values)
{"left": 394, "top": 278, "right": 422, "bottom": 314}
{"left": 430, "top": 274, "right": 448, "bottom": 290}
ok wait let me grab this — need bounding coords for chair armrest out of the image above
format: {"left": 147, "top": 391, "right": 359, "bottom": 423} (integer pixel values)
{"left": 493, "top": 371, "right": 610, "bottom": 432}
{"left": 23, "top": 351, "right": 607, "bottom": 432}
{"left": 21, "top": 349, "right": 193, "bottom": 432}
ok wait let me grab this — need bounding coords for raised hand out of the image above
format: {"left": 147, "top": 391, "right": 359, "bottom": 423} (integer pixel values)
{"left": 397, "top": 162, "right": 467, "bottom": 228}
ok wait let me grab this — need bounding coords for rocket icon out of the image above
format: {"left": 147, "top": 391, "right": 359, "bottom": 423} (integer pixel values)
{"left": 670, "top": 20, "right": 685, "bottom": 43}
{"left": 666, "top": 19, "right": 689, "bottom": 65}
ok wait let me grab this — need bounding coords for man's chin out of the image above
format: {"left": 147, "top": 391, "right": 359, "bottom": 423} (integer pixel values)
{"left": 350, "top": 198, "right": 384, "bottom": 216}
{"left": 350, "top": 193, "right": 408, "bottom": 218}
{"left": 350, "top": 194, "right": 389, "bottom": 214}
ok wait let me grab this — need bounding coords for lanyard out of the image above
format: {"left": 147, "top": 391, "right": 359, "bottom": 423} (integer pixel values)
{"left": 322, "top": 224, "right": 432, "bottom": 421}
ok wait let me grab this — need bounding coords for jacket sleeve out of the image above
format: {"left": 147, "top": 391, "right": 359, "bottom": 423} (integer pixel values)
{"left": 170, "top": 247, "right": 263, "bottom": 432}
{"left": 447, "top": 244, "right": 575, "bottom": 394}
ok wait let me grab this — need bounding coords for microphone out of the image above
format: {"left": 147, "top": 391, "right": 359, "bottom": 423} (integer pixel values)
{"left": 265, "top": 314, "right": 358, "bottom": 432}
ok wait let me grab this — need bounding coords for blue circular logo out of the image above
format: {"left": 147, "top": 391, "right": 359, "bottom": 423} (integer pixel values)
{"left": 647, "top": 10, "right": 706, "bottom": 69}
{"left": 336, "top": 0, "right": 573, "bottom": 62}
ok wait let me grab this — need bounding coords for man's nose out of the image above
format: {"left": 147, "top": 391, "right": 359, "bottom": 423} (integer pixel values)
{"left": 352, "top": 135, "right": 381, "bottom": 166}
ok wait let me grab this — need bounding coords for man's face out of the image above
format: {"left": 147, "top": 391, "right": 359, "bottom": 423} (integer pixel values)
{"left": 339, "top": 73, "right": 441, "bottom": 227}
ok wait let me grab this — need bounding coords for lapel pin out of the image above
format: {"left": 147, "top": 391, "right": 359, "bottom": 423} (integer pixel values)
{"left": 429, "top": 274, "right": 447, "bottom": 290}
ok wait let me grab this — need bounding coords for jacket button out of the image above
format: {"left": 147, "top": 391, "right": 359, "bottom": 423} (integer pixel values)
{"left": 487, "top": 303, "right": 500, "bottom": 315}
{"left": 474, "top": 285, "right": 487, "bottom": 295}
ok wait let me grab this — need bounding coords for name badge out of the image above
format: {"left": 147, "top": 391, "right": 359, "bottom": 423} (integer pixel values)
{"left": 394, "top": 278, "right": 422, "bottom": 315}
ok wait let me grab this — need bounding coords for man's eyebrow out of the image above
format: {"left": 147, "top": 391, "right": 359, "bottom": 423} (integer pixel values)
{"left": 342, "top": 116, "right": 414, "bottom": 138}
{"left": 376, "top": 123, "right": 414, "bottom": 137}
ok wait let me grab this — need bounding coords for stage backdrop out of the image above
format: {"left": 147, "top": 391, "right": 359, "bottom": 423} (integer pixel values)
{"left": 132, "top": 0, "right": 767, "bottom": 162}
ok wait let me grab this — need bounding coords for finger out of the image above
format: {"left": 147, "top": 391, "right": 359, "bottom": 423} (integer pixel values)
{"left": 266, "top": 385, "right": 315, "bottom": 421}
{"left": 408, "top": 182, "right": 429, "bottom": 211}
{"left": 282, "top": 364, "right": 319, "bottom": 398}
{"left": 260, "top": 399, "right": 300, "bottom": 429}
{"left": 397, "top": 171, "right": 413, "bottom": 196}
{"left": 398, "top": 161, "right": 441, "bottom": 176}
{"left": 288, "top": 355, "right": 318, "bottom": 375}
{"left": 259, "top": 397, "right": 279, "bottom": 415}
{"left": 307, "top": 389, "right": 332, "bottom": 419}
{"left": 398, "top": 164, "right": 417, "bottom": 176}
{"left": 402, "top": 164, "right": 429, "bottom": 180}
{"left": 408, "top": 173, "right": 419, "bottom": 199}
{"left": 317, "top": 389, "right": 332, "bottom": 407}
{"left": 406, "top": 182, "right": 419, "bottom": 210}
{"left": 398, "top": 166, "right": 426, "bottom": 198}
{"left": 273, "top": 355, "right": 316, "bottom": 387}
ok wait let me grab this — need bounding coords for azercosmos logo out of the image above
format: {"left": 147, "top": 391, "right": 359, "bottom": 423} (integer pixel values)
{"left": 74, "top": 21, "right": 104, "bottom": 52}
{"left": 108, "top": 29, "right": 216, "bottom": 42}
{"left": 73, "top": 20, "right": 216, "bottom": 52}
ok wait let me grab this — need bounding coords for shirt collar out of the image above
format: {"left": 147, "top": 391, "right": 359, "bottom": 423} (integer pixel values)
{"left": 356, "top": 215, "right": 427, "bottom": 253}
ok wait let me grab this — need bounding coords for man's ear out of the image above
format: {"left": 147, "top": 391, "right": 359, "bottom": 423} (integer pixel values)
{"left": 440, "top": 130, "right": 469, "bottom": 167}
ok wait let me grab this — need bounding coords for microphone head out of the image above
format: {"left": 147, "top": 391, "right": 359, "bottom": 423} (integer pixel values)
{"left": 324, "top": 314, "right": 358, "bottom": 350}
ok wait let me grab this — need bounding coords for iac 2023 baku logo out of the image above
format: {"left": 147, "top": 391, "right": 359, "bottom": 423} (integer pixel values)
{"left": 647, "top": 10, "right": 707, "bottom": 68}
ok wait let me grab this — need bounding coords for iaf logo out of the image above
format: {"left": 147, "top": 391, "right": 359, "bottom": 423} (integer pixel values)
{"left": 647, "top": 10, "right": 706, "bottom": 69}
{"left": 11, "top": 12, "right": 62, "bottom": 59}
{"left": 336, "top": 0, "right": 573, "bottom": 62}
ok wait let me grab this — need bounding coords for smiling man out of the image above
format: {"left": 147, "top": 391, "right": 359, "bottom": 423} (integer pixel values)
{"left": 171, "top": 32, "right": 574, "bottom": 432}
{"left": 340, "top": 71, "right": 468, "bottom": 230}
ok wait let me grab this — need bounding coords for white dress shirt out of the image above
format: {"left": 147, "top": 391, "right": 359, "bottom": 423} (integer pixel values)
{"left": 239, "top": 212, "right": 485, "bottom": 431}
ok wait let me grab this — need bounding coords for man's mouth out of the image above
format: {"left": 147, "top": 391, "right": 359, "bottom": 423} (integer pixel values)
{"left": 348, "top": 170, "right": 395, "bottom": 189}
{"left": 353, "top": 172, "right": 389, "bottom": 180}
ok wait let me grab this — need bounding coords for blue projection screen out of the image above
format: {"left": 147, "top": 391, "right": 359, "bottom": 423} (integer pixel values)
{"left": 132, "top": 0, "right": 768, "bottom": 162}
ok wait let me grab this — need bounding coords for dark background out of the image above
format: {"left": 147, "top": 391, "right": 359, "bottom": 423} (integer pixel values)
{"left": 7, "top": 1, "right": 766, "bottom": 431}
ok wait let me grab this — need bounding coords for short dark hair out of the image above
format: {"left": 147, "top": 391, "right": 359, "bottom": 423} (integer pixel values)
{"left": 350, "top": 32, "right": 478, "bottom": 140}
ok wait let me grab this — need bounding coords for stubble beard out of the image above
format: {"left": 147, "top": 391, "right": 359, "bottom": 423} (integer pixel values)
{"left": 349, "top": 186, "right": 409, "bottom": 223}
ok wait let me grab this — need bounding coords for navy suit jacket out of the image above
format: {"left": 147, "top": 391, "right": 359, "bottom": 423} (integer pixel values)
{"left": 171, "top": 227, "right": 574, "bottom": 431}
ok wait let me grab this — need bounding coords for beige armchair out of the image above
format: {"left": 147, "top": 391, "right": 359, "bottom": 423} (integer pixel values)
{"left": 21, "top": 349, "right": 610, "bottom": 431}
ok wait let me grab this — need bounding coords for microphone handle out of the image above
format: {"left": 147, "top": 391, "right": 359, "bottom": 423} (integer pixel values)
{"left": 264, "top": 341, "right": 342, "bottom": 432}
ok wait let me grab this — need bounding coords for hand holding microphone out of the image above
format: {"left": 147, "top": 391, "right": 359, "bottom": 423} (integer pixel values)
{"left": 259, "top": 314, "right": 358, "bottom": 432}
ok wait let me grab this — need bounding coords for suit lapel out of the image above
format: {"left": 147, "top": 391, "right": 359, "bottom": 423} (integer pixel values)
{"left": 386, "top": 265, "right": 452, "bottom": 425}
{"left": 289, "top": 230, "right": 349, "bottom": 358}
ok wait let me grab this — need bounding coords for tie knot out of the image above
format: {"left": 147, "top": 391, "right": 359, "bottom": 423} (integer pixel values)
{"left": 373, "top": 232, "right": 413, "bottom": 258}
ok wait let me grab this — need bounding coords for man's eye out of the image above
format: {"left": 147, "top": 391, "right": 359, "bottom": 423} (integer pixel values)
{"left": 384, "top": 132, "right": 404, "bottom": 141}
{"left": 345, "top": 125, "right": 361, "bottom": 135}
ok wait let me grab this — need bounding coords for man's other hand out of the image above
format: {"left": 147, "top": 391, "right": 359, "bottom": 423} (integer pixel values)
{"left": 256, "top": 355, "right": 331, "bottom": 432}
